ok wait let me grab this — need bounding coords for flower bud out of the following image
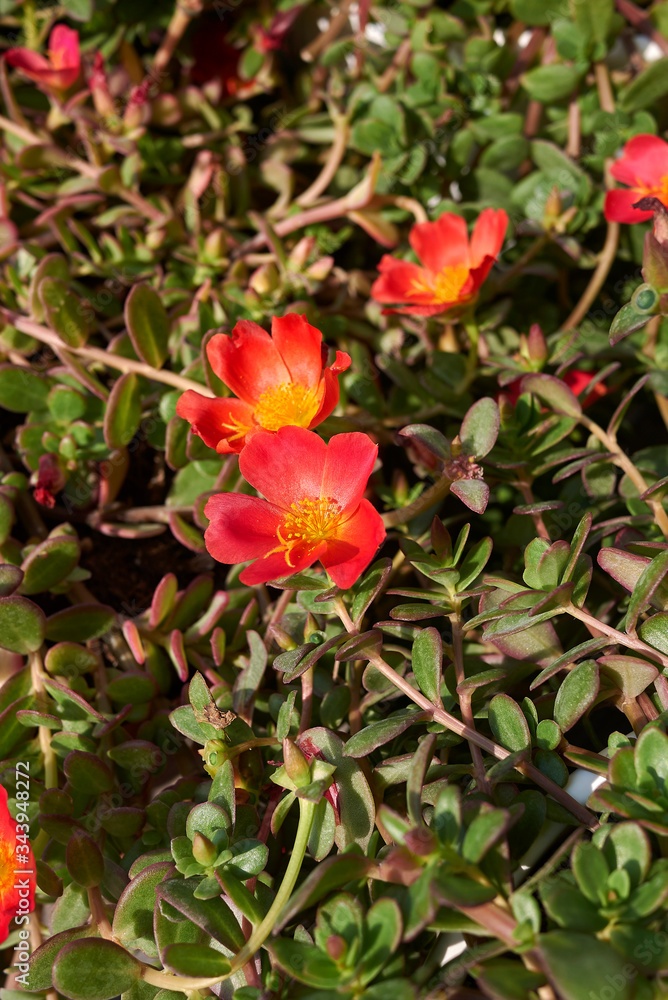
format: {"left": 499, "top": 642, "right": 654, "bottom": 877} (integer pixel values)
{"left": 248, "top": 262, "right": 279, "bottom": 296}
{"left": 289, "top": 235, "right": 316, "bottom": 271}
{"left": 192, "top": 832, "right": 217, "bottom": 867}
{"left": 269, "top": 625, "right": 298, "bottom": 652}
{"left": 282, "top": 738, "right": 311, "bottom": 788}
{"left": 527, "top": 323, "right": 548, "bottom": 363}
{"left": 326, "top": 935, "right": 347, "bottom": 962}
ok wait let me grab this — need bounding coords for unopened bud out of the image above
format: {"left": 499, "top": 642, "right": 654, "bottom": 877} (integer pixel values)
{"left": 270, "top": 625, "right": 298, "bottom": 652}
{"left": 543, "top": 185, "right": 561, "bottom": 228}
{"left": 204, "top": 227, "right": 227, "bottom": 259}
{"left": 192, "top": 832, "right": 217, "bottom": 866}
{"left": 326, "top": 934, "right": 347, "bottom": 961}
{"left": 282, "top": 738, "right": 311, "bottom": 787}
{"left": 527, "top": 323, "right": 548, "bottom": 363}
{"left": 248, "top": 262, "right": 279, "bottom": 296}
{"left": 303, "top": 613, "right": 319, "bottom": 642}
{"left": 450, "top": 434, "right": 462, "bottom": 458}
{"left": 289, "top": 235, "right": 316, "bottom": 270}
{"left": 305, "top": 256, "right": 334, "bottom": 282}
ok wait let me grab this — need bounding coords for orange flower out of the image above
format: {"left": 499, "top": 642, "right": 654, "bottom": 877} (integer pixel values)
{"left": 371, "top": 208, "right": 508, "bottom": 316}
{"left": 604, "top": 135, "right": 668, "bottom": 224}
{"left": 0, "top": 785, "right": 36, "bottom": 943}
{"left": 5, "top": 24, "right": 80, "bottom": 94}
{"left": 176, "top": 314, "right": 350, "bottom": 454}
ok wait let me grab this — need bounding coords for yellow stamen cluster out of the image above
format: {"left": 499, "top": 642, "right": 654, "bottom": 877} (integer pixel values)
{"left": 269, "top": 496, "right": 343, "bottom": 567}
{"left": 221, "top": 412, "right": 253, "bottom": 443}
{"left": 411, "top": 263, "right": 470, "bottom": 304}
{"left": 255, "top": 383, "right": 320, "bottom": 433}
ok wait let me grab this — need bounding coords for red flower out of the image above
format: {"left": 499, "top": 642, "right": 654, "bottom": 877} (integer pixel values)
{"left": 604, "top": 135, "right": 668, "bottom": 224}
{"left": 5, "top": 24, "right": 80, "bottom": 93}
{"left": 204, "top": 426, "right": 385, "bottom": 588}
{"left": 0, "top": 784, "right": 36, "bottom": 943}
{"left": 177, "top": 314, "right": 351, "bottom": 455}
{"left": 370, "top": 208, "right": 508, "bottom": 317}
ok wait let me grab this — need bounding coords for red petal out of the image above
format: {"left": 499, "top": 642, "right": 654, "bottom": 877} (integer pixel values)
{"left": 611, "top": 134, "right": 668, "bottom": 189}
{"left": 371, "top": 257, "right": 428, "bottom": 304}
{"left": 470, "top": 208, "right": 508, "bottom": 267}
{"left": 204, "top": 493, "right": 283, "bottom": 563}
{"left": 176, "top": 391, "right": 254, "bottom": 453}
{"left": 604, "top": 188, "right": 653, "bottom": 223}
{"left": 330, "top": 350, "right": 351, "bottom": 375}
{"left": 381, "top": 302, "right": 454, "bottom": 316}
{"left": 409, "top": 213, "right": 469, "bottom": 272}
{"left": 320, "top": 432, "right": 378, "bottom": 511}
{"left": 239, "top": 542, "right": 325, "bottom": 585}
{"left": 271, "top": 313, "right": 323, "bottom": 390}
{"left": 4, "top": 47, "right": 51, "bottom": 77}
{"left": 311, "top": 367, "right": 341, "bottom": 427}
{"left": 321, "top": 499, "right": 386, "bottom": 589}
{"left": 465, "top": 254, "right": 496, "bottom": 297}
{"left": 206, "top": 322, "right": 289, "bottom": 404}
{"left": 239, "top": 426, "right": 328, "bottom": 509}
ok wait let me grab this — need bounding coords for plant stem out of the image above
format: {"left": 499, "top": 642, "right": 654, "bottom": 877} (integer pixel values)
{"left": 141, "top": 799, "right": 316, "bottom": 993}
{"left": 2, "top": 311, "right": 214, "bottom": 397}
{"left": 579, "top": 413, "right": 668, "bottom": 541}
{"left": 297, "top": 113, "right": 349, "bottom": 206}
{"left": 332, "top": 599, "right": 597, "bottom": 828}
{"left": 382, "top": 475, "right": 451, "bottom": 529}
{"left": 451, "top": 610, "right": 488, "bottom": 793}
{"left": 567, "top": 603, "right": 668, "bottom": 669}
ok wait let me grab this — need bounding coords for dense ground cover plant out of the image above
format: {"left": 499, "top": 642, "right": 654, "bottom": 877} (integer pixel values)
{"left": 4, "top": 0, "right": 668, "bottom": 998}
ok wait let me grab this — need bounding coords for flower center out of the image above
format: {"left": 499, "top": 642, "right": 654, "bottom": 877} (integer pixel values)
{"left": 269, "top": 496, "right": 344, "bottom": 567}
{"left": 411, "top": 264, "right": 470, "bottom": 304}
{"left": 254, "top": 383, "right": 321, "bottom": 433}
{"left": 220, "top": 412, "right": 253, "bottom": 443}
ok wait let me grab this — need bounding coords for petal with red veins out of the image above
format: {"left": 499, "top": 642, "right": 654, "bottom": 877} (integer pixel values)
{"left": 176, "top": 391, "right": 255, "bottom": 453}
{"left": 321, "top": 500, "right": 386, "bottom": 589}
{"left": 370, "top": 257, "right": 427, "bottom": 304}
{"left": 320, "top": 433, "right": 378, "bottom": 512}
{"left": 204, "top": 494, "right": 284, "bottom": 563}
{"left": 409, "top": 214, "right": 470, "bottom": 272}
{"left": 239, "top": 542, "right": 326, "bottom": 585}
{"left": 469, "top": 208, "right": 508, "bottom": 267}
{"left": 610, "top": 134, "right": 668, "bottom": 189}
{"left": 604, "top": 187, "right": 653, "bottom": 223}
{"left": 271, "top": 313, "right": 323, "bottom": 389}
{"left": 206, "top": 322, "right": 290, "bottom": 404}
{"left": 239, "top": 426, "right": 328, "bottom": 508}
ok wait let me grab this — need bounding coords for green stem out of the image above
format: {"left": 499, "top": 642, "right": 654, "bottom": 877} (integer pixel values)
{"left": 382, "top": 475, "right": 451, "bottom": 529}
{"left": 141, "top": 799, "right": 316, "bottom": 993}
{"left": 22, "top": 0, "right": 38, "bottom": 49}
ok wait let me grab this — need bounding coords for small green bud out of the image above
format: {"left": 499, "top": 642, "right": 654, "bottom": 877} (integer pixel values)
{"left": 282, "top": 738, "right": 311, "bottom": 788}
{"left": 191, "top": 832, "right": 217, "bottom": 867}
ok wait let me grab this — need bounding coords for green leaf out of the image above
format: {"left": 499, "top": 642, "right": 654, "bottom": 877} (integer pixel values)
{"left": 277, "top": 855, "right": 375, "bottom": 930}
{"left": 358, "top": 897, "right": 403, "bottom": 986}
{"left": 40, "top": 277, "right": 90, "bottom": 348}
{"left": 597, "top": 655, "right": 658, "bottom": 700}
{"left": 124, "top": 283, "right": 170, "bottom": 369}
{"left": 621, "top": 58, "right": 668, "bottom": 111}
{"left": 0, "top": 596, "right": 45, "bottom": 652}
{"left": 112, "top": 862, "right": 173, "bottom": 958}
{"left": 52, "top": 938, "right": 141, "bottom": 1000}
{"left": 163, "top": 943, "right": 231, "bottom": 978}
{"left": 520, "top": 374, "right": 582, "bottom": 417}
{"left": 66, "top": 830, "right": 104, "bottom": 888}
{"left": 634, "top": 725, "right": 668, "bottom": 786}
{"left": 510, "top": 0, "right": 568, "bottom": 24}
{"left": 553, "top": 660, "right": 599, "bottom": 731}
{"left": 104, "top": 373, "right": 142, "bottom": 449}
{"left": 609, "top": 301, "right": 653, "bottom": 345}
{"left": 169, "top": 705, "right": 211, "bottom": 745}
{"left": 411, "top": 628, "right": 442, "bottom": 703}
{"left": 351, "top": 558, "right": 392, "bottom": 626}
{"left": 538, "top": 931, "right": 634, "bottom": 1000}
{"left": 0, "top": 365, "right": 50, "bottom": 411}
{"left": 488, "top": 694, "right": 531, "bottom": 752}
{"left": 343, "top": 708, "right": 427, "bottom": 757}
{"left": 157, "top": 878, "right": 245, "bottom": 951}
{"left": 626, "top": 549, "right": 668, "bottom": 631}
{"left": 64, "top": 751, "right": 114, "bottom": 793}
{"left": 30, "top": 252, "right": 69, "bottom": 321}
{"left": 300, "top": 727, "right": 375, "bottom": 850}
{"left": 270, "top": 938, "right": 342, "bottom": 988}
{"left": 62, "top": 0, "right": 93, "bottom": 19}
{"left": 186, "top": 801, "right": 231, "bottom": 840}
{"left": 638, "top": 612, "right": 668, "bottom": 653}
{"left": 572, "top": 841, "right": 609, "bottom": 905}
{"left": 461, "top": 808, "right": 511, "bottom": 864}
{"left": 26, "top": 925, "right": 98, "bottom": 991}
{"left": 45, "top": 603, "right": 116, "bottom": 642}
{"left": 451, "top": 478, "right": 489, "bottom": 514}
{"left": 19, "top": 534, "right": 80, "bottom": 595}
{"left": 521, "top": 64, "right": 584, "bottom": 103}
{"left": 460, "top": 397, "right": 499, "bottom": 458}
